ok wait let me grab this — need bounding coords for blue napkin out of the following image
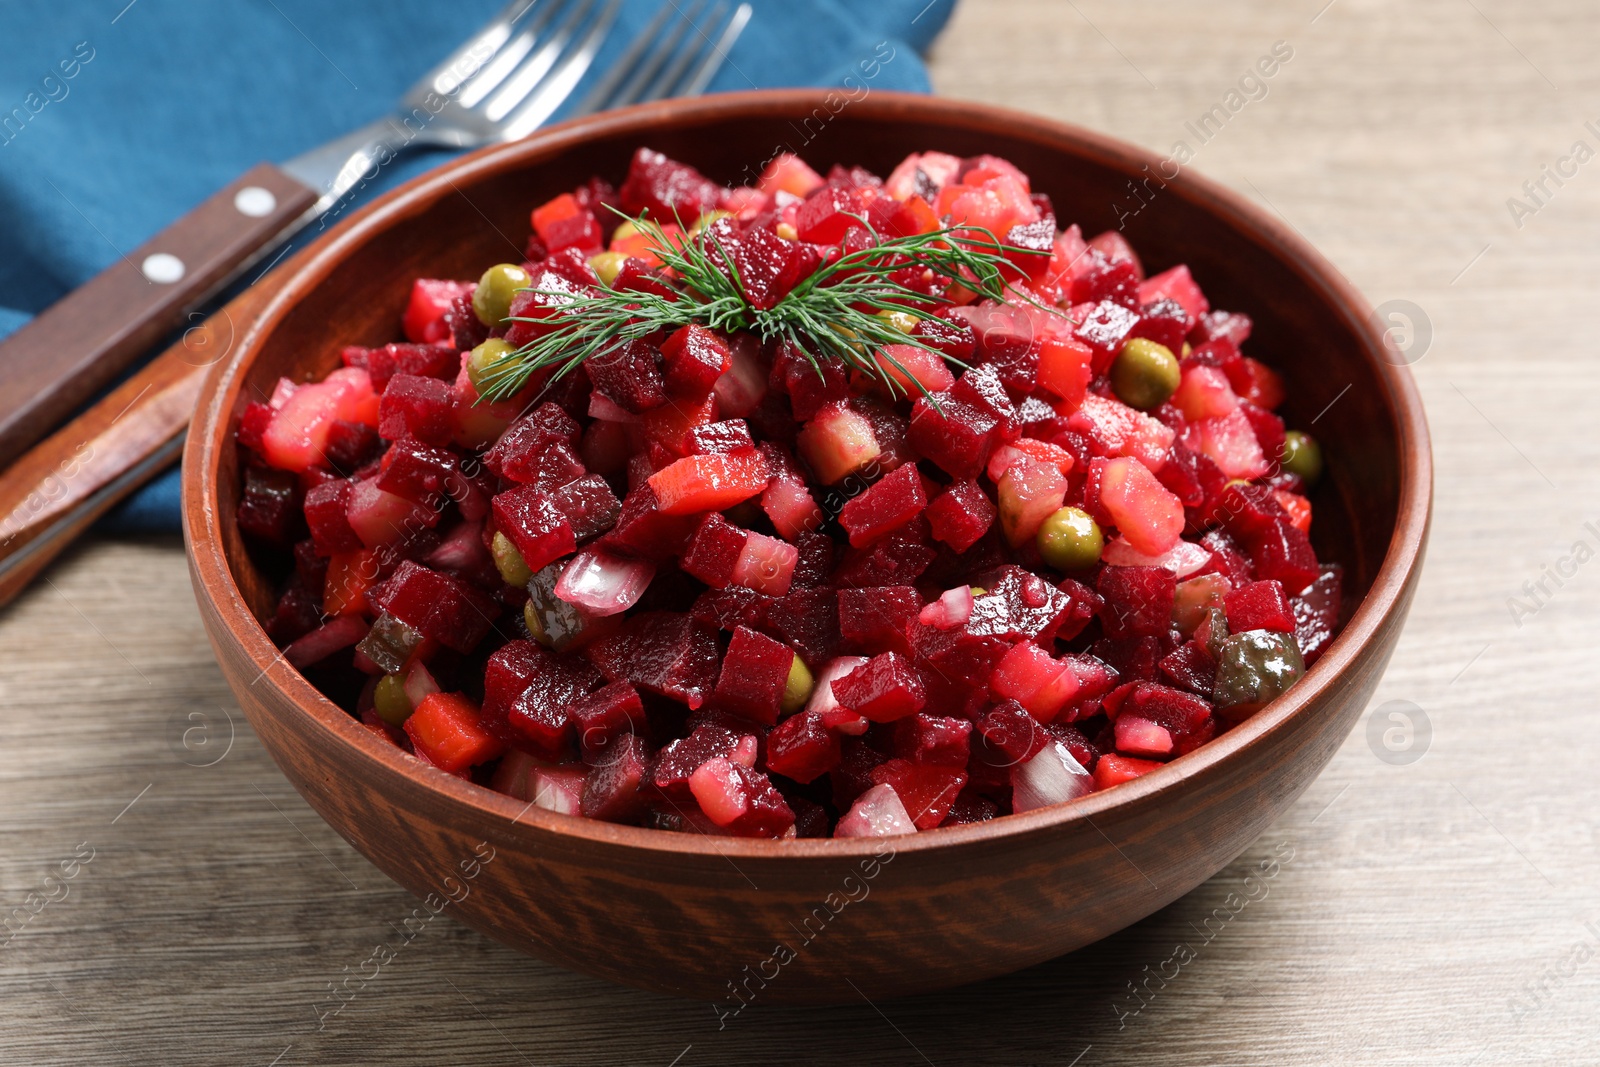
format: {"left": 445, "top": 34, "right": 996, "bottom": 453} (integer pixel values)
{"left": 0, "top": 0, "right": 955, "bottom": 534}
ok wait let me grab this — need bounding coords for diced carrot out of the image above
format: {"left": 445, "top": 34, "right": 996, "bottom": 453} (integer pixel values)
{"left": 648, "top": 450, "right": 771, "bottom": 515}
{"left": 1093, "top": 753, "right": 1165, "bottom": 789}
{"left": 323, "top": 549, "right": 379, "bottom": 616}
{"left": 403, "top": 692, "right": 503, "bottom": 773}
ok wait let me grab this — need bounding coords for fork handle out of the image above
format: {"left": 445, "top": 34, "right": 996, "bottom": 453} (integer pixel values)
{"left": 0, "top": 163, "right": 316, "bottom": 467}
{"left": 0, "top": 276, "right": 278, "bottom": 609}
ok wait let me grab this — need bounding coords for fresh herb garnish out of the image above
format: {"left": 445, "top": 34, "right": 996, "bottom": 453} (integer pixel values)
{"left": 475, "top": 213, "right": 1035, "bottom": 404}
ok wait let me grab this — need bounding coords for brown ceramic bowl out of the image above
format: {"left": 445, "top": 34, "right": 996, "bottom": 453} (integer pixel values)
{"left": 183, "top": 90, "right": 1430, "bottom": 1004}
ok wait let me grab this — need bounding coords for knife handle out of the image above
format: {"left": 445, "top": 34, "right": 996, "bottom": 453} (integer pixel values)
{"left": 0, "top": 285, "right": 270, "bottom": 610}
{"left": 0, "top": 162, "right": 316, "bottom": 467}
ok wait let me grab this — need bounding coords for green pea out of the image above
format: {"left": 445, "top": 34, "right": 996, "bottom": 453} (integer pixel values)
{"left": 1036, "top": 506, "right": 1104, "bottom": 572}
{"left": 1110, "top": 337, "right": 1181, "bottom": 411}
{"left": 373, "top": 674, "right": 413, "bottom": 727}
{"left": 1280, "top": 431, "right": 1323, "bottom": 487}
{"left": 466, "top": 338, "right": 516, "bottom": 396}
{"left": 587, "top": 251, "right": 628, "bottom": 287}
{"left": 1213, "top": 630, "right": 1305, "bottom": 713}
{"left": 472, "top": 262, "right": 531, "bottom": 326}
{"left": 781, "top": 654, "right": 815, "bottom": 716}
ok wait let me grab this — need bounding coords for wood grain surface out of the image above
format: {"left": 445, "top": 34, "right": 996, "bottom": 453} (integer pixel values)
{"left": 2, "top": 1, "right": 1596, "bottom": 1064}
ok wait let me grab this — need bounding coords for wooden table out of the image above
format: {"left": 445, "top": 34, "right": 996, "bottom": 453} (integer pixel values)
{"left": 4, "top": 2, "right": 1597, "bottom": 1063}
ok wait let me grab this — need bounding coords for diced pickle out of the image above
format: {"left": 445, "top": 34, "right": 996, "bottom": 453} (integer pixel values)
{"left": 524, "top": 561, "right": 599, "bottom": 651}
{"left": 1213, "top": 629, "right": 1305, "bottom": 712}
{"left": 356, "top": 612, "right": 424, "bottom": 674}
{"left": 1173, "top": 573, "right": 1231, "bottom": 634}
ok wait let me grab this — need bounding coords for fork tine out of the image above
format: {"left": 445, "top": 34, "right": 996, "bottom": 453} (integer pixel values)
{"left": 606, "top": 0, "right": 709, "bottom": 110}
{"left": 418, "top": 0, "right": 544, "bottom": 98}
{"left": 484, "top": 0, "right": 599, "bottom": 122}
{"left": 676, "top": 2, "right": 751, "bottom": 97}
{"left": 637, "top": 2, "right": 727, "bottom": 104}
{"left": 500, "top": 0, "right": 625, "bottom": 139}
{"left": 568, "top": 1, "right": 679, "bottom": 118}
{"left": 453, "top": 0, "right": 564, "bottom": 108}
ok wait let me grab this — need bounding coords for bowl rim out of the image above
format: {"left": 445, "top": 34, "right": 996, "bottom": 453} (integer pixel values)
{"left": 185, "top": 88, "right": 1431, "bottom": 861}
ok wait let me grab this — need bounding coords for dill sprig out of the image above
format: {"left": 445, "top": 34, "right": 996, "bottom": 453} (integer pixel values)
{"left": 476, "top": 211, "right": 1037, "bottom": 405}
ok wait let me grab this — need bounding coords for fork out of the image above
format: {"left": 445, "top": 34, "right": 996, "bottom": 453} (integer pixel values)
{"left": 0, "top": 0, "right": 751, "bottom": 468}
{"left": 0, "top": 0, "right": 752, "bottom": 608}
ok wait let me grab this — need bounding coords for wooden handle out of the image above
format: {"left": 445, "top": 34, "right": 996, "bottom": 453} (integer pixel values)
{"left": 0, "top": 280, "right": 278, "bottom": 609}
{"left": 0, "top": 163, "right": 316, "bottom": 466}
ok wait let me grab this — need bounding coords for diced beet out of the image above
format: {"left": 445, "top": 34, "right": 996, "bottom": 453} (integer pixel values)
{"left": 838, "top": 463, "right": 927, "bottom": 548}
{"left": 681, "top": 513, "right": 748, "bottom": 588}
{"left": 1291, "top": 565, "right": 1342, "bottom": 665}
{"left": 570, "top": 680, "right": 645, "bottom": 762}
{"left": 660, "top": 325, "right": 733, "bottom": 398}
{"left": 584, "top": 612, "right": 720, "bottom": 708}
{"left": 926, "top": 481, "right": 997, "bottom": 553}
{"left": 492, "top": 485, "right": 577, "bottom": 573}
{"left": 1249, "top": 520, "right": 1320, "bottom": 596}
{"left": 1068, "top": 248, "right": 1140, "bottom": 309}
{"left": 1158, "top": 639, "right": 1216, "bottom": 697}
{"left": 1131, "top": 298, "right": 1191, "bottom": 354}
{"left": 833, "top": 519, "right": 938, "bottom": 588}
{"left": 777, "top": 345, "right": 851, "bottom": 422}
{"left": 375, "top": 439, "right": 459, "bottom": 505}
{"left": 831, "top": 652, "right": 926, "bottom": 723}
{"left": 1096, "top": 565, "right": 1178, "bottom": 640}
{"left": 482, "top": 640, "right": 543, "bottom": 732}
{"left": 1055, "top": 578, "right": 1105, "bottom": 642}
{"left": 690, "top": 585, "right": 775, "bottom": 634}
{"left": 890, "top": 713, "right": 972, "bottom": 768}
{"left": 1190, "top": 308, "right": 1252, "bottom": 348}
{"left": 370, "top": 560, "right": 499, "bottom": 653}
{"left": 605, "top": 483, "right": 698, "bottom": 561}
{"left": 618, "top": 147, "right": 725, "bottom": 223}
{"left": 942, "top": 790, "right": 999, "bottom": 826}
{"left": 587, "top": 338, "right": 667, "bottom": 414}
{"left": 764, "top": 588, "right": 842, "bottom": 668}
{"left": 344, "top": 342, "right": 459, "bottom": 389}
{"left": 908, "top": 393, "right": 998, "bottom": 479}
{"left": 1118, "top": 682, "right": 1215, "bottom": 755}
{"left": 653, "top": 725, "right": 742, "bottom": 800}
{"left": 580, "top": 732, "right": 655, "bottom": 823}
{"left": 1073, "top": 299, "right": 1142, "bottom": 374}
{"left": 549, "top": 473, "right": 621, "bottom": 541}
{"left": 870, "top": 759, "right": 965, "bottom": 830}
{"left": 238, "top": 401, "right": 273, "bottom": 455}
{"left": 967, "top": 565, "right": 1075, "bottom": 644}
{"left": 973, "top": 700, "right": 1049, "bottom": 767}
{"left": 766, "top": 711, "right": 842, "bottom": 784}
{"left": 686, "top": 419, "right": 754, "bottom": 456}
{"left": 837, "top": 585, "right": 920, "bottom": 656}
{"left": 303, "top": 478, "right": 362, "bottom": 555}
{"left": 484, "top": 403, "right": 582, "bottom": 483}
{"left": 379, "top": 374, "right": 454, "bottom": 446}
{"left": 711, "top": 626, "right": 795, "bottom": 725}
{"left": 238, "top": 466, "right": 303, "bottom": 548}
{"left": 1224, "top": 579, "right": 1295, "bottom": 633}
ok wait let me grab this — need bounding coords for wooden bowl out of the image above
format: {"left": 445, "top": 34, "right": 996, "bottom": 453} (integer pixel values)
{"left": 183, "top": 90, "right": 1430, "bottom": 1004}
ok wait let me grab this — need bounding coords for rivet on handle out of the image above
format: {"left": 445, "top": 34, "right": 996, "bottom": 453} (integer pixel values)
{"left": 233, "top": 185, "right": 278, "bottom": 218}
{"left": 141, "top": 253, "right": 186, "bottom": 284}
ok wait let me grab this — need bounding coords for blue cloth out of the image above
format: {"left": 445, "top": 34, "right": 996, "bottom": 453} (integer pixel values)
{"left": 0, "top": 0, "right": 955, "bottom": 534}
